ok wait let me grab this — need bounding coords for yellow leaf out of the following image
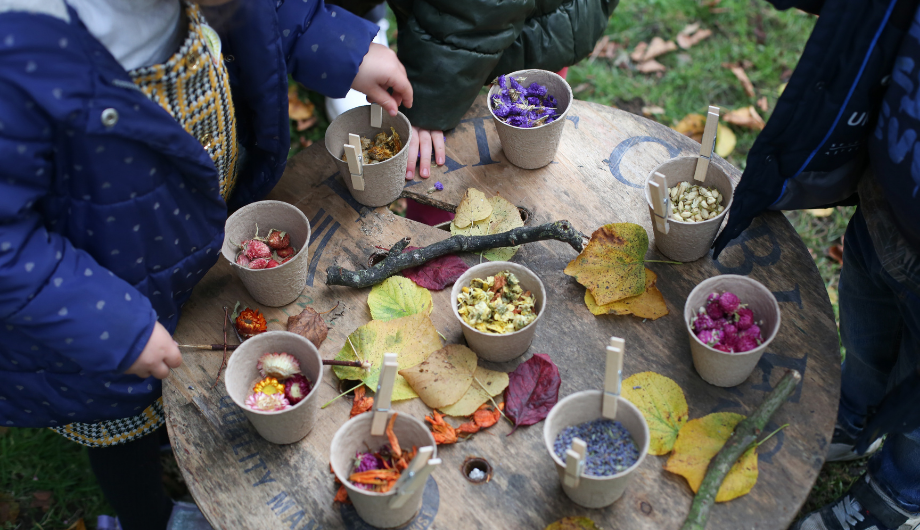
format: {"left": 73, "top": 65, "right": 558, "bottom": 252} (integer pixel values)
{"left": 367, "top": 276, "right": 433, "bottom": 321}
{"left": 715, "top": 124, "right": 736, "bottom": 158}
{"left": 622, "top": 372, "right": 689, "bottom": 455}
{"left": 439, "top": 365, "right": 509, "bottom": 416}
{"left": 563, "top": 223, "right": 648, "bottom": 305}
{"left": 673, "top": 113, "right": 706, "bottom": 143}
{"left": 664, "top": 412, "right": 759, "bottom": 502}
{"left": 584, "top": 268, "right": 669, "bottom": 319}
{"left": 806, "top": 208, "right": 835, "bottom": 218}
{"left": 483, "top": 195, "right": 525, "bottom": 261}
{"left": 332, "top": 313, "right": 443, "bottom": 401}
{"left": 453, "top": 188, "right": 492, "bottom": 229}
{"left": 723, "top": 106, "right": 766, "bottom": 131}
{"left": 65, "top": 519, "right": 87, "bottom": 530}
{"left": 287, "top": 85, "right": 315, "bottom": 121}
{"left": 399, "top": 344, "right": 477, "bottom": 409}
{"left": 544, "top": 517, "right": 601, "bottom": 530}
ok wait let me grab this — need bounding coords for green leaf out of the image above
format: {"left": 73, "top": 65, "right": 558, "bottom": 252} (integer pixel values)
{"left": 332, "top": 313, "right": 443, "bottom": 401}
{"left": 482, "top": 195, "right": 525, "bottom": 262}
{"left": 622, "top": 371, "right": 688, "bottom": 455}
{"left": 544, "top": 517, "right": 601, "bottom": 530}
{"left": 367, "top": 276, "right": 433, "bottom": 321}
{"left": 563, "top": 223, "right": 649, "bottom": 305}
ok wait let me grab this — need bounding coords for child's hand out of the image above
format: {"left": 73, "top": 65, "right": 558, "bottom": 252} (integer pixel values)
{"left": 126, "top": 322, "right": 182, "bottom": 379}
{"left": 351, "top": 43, "right": 413, "bottom": 117}
{"left": 406, "top": 126, "right": 445, "bottom": 180}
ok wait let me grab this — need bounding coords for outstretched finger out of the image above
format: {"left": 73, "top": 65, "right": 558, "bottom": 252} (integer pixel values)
{"left": 406, "top": 128, "right": 419, "bottom": 180}
{"left": 431, "top": 130, "right": 446, "bottom": 166}
{"left": 418, "top": 129, "right": 432, "bottom": 178}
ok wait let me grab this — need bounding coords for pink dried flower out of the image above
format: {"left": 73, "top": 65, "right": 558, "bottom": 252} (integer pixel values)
{"left": 692, "top": 313, "right": 716, "bottom": 332}
{"left": 707, "top": 292, "right": 721, "bottom": 303}
{"left": 284, "top": 374, "right": 313, "bottom": 405}
{"left": 245, "top": 392, "right": 290, "bottom": 412}
{"left": 258, "top": 352, "right": 301, "bottom": 379}
{"left": 696, "top": 329, "right": 723, "bottom": 347}
{"left": 249, "top": 258, "right": 270, "bottom": 269}
{"left": 733, "top": 335, "right": 759, "bottom": 353}
{"left": 706, "top": 300, "right": 724, "bottom": 319}
{"left": 353, "top": 452, "right": 382, "bottom": 473}
{"left": 719, "top": 292, "right": 740, "bottom": 314}
{"left": 743, "top": 324, "right": 762, "bottom": 340}
{"left": 714, "top": 343, "right": 733, "bottom": 353}
{"left": 265, "top": 259, "right": 280, "bottom": 269}
{"left": 243, "top": 239, "right": 272, "bottom": 260}
{"left": 736, "top": 308, "right": 754, "bottom": 330}
{"left": 713, "top": 317, "right": 731, "bottom": 330}
{"left": 722, "top": 324, "right": 738, "bottom": 338}
{"left": 235, "top": 253, "right": 250, "bottom": 267}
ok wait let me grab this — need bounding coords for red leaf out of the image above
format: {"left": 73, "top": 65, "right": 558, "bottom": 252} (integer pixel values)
{"left": 503, "top": 353, "right": 561, "bottom": 435}
{"left": 400, "top": 247, "right": 470, "bottom": 291}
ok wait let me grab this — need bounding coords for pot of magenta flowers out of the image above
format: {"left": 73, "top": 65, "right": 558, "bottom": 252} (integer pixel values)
{"left": 684, "top": 275, "right": 781, "bottom": 387}
{"left": 225, "top": 331, "right": 323, "bottom": 444}
{"left": 488, "top": 69, "right": 572, "bottom": 170}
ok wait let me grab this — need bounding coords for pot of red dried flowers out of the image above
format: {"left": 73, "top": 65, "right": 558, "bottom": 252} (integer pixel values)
{"left": 644, "top": 157, "right": 735, "bottom": 262}
{"left": 684, "top": 275, "right": 781, "bottom": 387}
{"left": 330, "top": 412, "right": 437, "bottom": 528}
{"left": 225, "top": 331, "right": 322, "bottom": 444}
{"left": 449, "top": 261, "right": 546, "bottom": 363}
{"left": 324, "top": 105, "right": 412, "bottom": 208}
{"left": 221, "top": 200, "right": 311, "bottom": 307}
{"left": 488, "top": 70, "right": 572, "bottom": 170}
{"left": 543, "top": 391, "right": 649, "bottom": 508}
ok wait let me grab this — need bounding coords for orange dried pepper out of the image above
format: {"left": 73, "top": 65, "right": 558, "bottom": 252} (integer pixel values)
{"left": 349, "top": 469, "right": 400, "bottom": 486}
{"left": 349, "top": 386, "right": 374, "bottom": 418}
{"left": 424, "top": 410, "right": 458, "bottom": 445}
{"left": 386, "top": 412, "right": 402, "bottom": 459}
{"left": 474, "top": 402, "right": 504, "bottom": 429}
{"left": 334, "top": 485, "right": 350, "bottom": 503}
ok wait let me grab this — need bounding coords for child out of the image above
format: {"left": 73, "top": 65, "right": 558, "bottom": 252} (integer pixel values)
{"left": 0, "top": 0, "right": 411, "bottom": 528}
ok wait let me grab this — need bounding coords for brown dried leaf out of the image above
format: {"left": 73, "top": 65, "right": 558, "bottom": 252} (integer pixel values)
{"left": 589, "top": 36, "right": 610, "bottom": 62}
{"left": 673, "top": 113, "right": 706, "bottom": 143}
{"left": 30, "top": 491, "right": 52, "bottom": 512}
{"left": 295, "top": 116, "right": 318, "bottom": 131}
{"left": 641, "top": 37, "right": 677, "bottom": 61}
{"left": 288, "top": 85, "right": 315, "bottom": 121}
{"left": 65, "top": 519, "right": 87, "bottom": 530}
{"left": 642, "top": 106, "right": 666, "bottom": 117}
{"left": 630, "top": 41, "right": 648, "bottom": 63}
{"left": 723, "top": 62, "right": 755, "bottom": 97}
{"left": 287, "top": 307, "right": 328, "bottom": 348}
{"left": 398, "top": 344, "right": 478, "bottom": 409}
{"left": 723, "top": 106, "right": 766, "bottom": 130}
{"left": 677, "top": 28, "right": 712, "bottom": 49}
{"left": 680, "top": 22, "right": 701, "bottom": 35}
{"left": 757, "top": 96, "right": 769, "bottom": 112}
{"left": 0, "top": 493, "right": 19, "bottom": 524}
{"left": 637, "top": 59, "right": 667, "bottom": 74}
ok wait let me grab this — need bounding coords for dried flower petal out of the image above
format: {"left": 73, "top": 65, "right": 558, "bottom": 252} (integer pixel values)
{"left": 235, "top": 307, "right": 267, "bottom": 339}
{"left": 257, "top": 352, "right": 301, "bottom": 379}
{"left": 284, "top": 374, "right": 313, "bottom": 405}
{"left": 252, "top": 376, "right": 285, "bottom": 395}
{"left": 245, "top": 392, "right": 291, "bottom": 412}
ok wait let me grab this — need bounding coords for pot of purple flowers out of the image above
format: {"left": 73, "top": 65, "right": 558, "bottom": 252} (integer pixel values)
{"left": 684, "top": 275, "right": 781, "bottom": 387}
{"left": 488, "top": 70, "right": 572, "bottom": 170}
{"left": 543, "top": 391, "right": 650, "bottom": 508}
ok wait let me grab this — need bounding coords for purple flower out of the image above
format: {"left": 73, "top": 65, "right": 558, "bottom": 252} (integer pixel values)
{"left": 508, "top": 115, "right": 529, "bottom": 128}
{"left": 692, "top": 313, "right": 716, "bottom": 332}
{"left": 706, "top": 300, "right": 724, "bottom": 319}
{"left": 353, "top": 452, "right": 382, "bottom": 473}
{"left": 696, "top": 328, "right": 723, "bottom": 347}
{"left": 434, "top": 181, "right": 443, "bottom": 191}
{"left": 719, "top": 292, "right": 740, "bottom": 314}
{"left": 526, "top": 82, "right": 547, "bottom": 97}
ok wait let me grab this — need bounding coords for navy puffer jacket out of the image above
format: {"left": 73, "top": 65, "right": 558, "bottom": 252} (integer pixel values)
{"left": 0, "top": 0, "right": 376, "bottom": 428}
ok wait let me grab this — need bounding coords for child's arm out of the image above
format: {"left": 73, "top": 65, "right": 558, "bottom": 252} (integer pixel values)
{"left": 277, "top": 0, "right": 412, "bottom": 116}
{"left": 0, "top": 80, "right": 165, "bottom": 377}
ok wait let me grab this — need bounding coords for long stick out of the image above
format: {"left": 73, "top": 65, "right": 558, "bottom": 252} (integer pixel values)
{"left": 325, "top": 221, "right": 586, "bottom": 288}
{"left": 680, "top": 369, "right": 801, "bottom": 530}
{"left": 211, "top": 306, "right": 230, "bottom": 388}
{"left": 179, "top": 343, "right": 367, "bottom": 368}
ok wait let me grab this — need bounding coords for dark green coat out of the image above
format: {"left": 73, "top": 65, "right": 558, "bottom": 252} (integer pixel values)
{"left": 388, "top": 0, "right": 618, "bottom": 131}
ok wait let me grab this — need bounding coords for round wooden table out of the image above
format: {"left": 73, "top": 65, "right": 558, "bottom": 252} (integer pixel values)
{"left": 163, "top": 96, "right": 840, "bottom": 530}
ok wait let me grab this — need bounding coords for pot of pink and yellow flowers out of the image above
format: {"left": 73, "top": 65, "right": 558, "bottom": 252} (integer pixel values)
{"left": 684, "top": 275, "right": 781, "bottom": 387}
{"left": 225, "top": 331, "right": 323, "bottom": 444}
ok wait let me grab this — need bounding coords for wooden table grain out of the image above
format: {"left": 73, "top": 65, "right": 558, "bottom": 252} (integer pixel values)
{"left": 163, "top": 96, "right": 840, "bottom": 530}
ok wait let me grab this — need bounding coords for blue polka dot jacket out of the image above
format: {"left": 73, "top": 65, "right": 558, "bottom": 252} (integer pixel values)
{"left": 0, "top": 0, "right": 377, "bottom": 428}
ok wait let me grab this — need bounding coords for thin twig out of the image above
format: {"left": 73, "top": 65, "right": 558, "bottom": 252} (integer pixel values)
{"left": 473, "top": 376, "right": 511, "bottom": 425}
{"left": 317, "top": 301, "right": 341, "bottom": 315}
{"left": 322, "top": 382, "right": 365, "bottom": 409}
{"left": 211, "top": 306, "right": 230, "bottom": 389}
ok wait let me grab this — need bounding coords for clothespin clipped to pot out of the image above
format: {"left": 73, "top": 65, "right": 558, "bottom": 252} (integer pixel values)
{"left": 649, "top": 172, "right": 670, "bottom": 234}
{"left": 370, "top": 103, "right": 383, "bottom": 128}
{"left": 693, "top": 105, "right": 720, "bottom": 182}
{"left": 563, "top": 437, "right": 587, "bottom": 488}
{"left": 371, "top": 353, "right": 398, "bottom": 436}
{"left": 389, "top": 445, "right": 441, "bottom": 508}
{"left": 344, "top": 133, "right": 365, "bottom": 191}
{"left": 603, "top": 336, "right": 625, "bottom": 420}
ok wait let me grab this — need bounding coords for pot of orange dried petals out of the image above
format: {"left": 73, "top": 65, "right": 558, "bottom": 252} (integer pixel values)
{"left": 330, "top": 412, "right": 437, "bottom": 528}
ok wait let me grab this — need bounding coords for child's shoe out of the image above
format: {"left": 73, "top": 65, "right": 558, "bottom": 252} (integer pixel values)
{"left": 792, "top": 475, "right": 920, "bottom": 530}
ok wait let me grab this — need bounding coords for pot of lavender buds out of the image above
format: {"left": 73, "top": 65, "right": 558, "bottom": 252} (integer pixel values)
{"left": 225, "top": 331, "right": 323, "bottom": 444}
{"left": 221, "top": 200, "right": 312, "bottom": 307}
{"left": 684, "top": 275, "right": 781, "bottom": 387}
{"left": 488, "top": 69, "right": 572, "bottom": 170}
{"left": 543, "top": 391, "right": 649, "bottom": 508}
{"left": 644, "top": 157, "right": 735, "bottom": 262}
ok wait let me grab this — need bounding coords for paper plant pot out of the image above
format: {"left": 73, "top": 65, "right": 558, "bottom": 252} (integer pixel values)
{"left": 225, "top": 331, "right": 323, "bottom": 444}
{"left": 330, "top": 412, "right": 437, "bottom": 528}
{"left": 324, "top": 105, "right": 412, "bottom": 208}
{"left": 488, "top": 69, "right": 572, "bottom": 170}
{"left": 644, "top": 156, "right": 735, "bottom": 262}
{"left": 543, "top": 390, "right": 650, "bottom": 508}
{"left": 221, "top": 200, "right": 311, "bottom": 307}
{"left": 450, "top": 261, "right": 546, "bottom": 363}
{"left": 684, "top": 275, "right": 782, "bottom": 387}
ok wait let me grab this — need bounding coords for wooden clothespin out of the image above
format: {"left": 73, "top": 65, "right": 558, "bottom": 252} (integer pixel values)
{"left": 649, "top": 172, "right": 670, "bottom": 234}
{"left": 563, "top": 437, "right": 587, "bottom": 488}
{"left": 371, "top": 353, "right": 398, "bottom": 436}
{"left": 389, "top": 446, "right": 440, "bottom": 508}
{"left": 694, "top": 106, "right": 720, "bottom": 182}
{"left": 344, "top": 133, "right": 365, "bottom": 191}
{"left": 370, "top": 103, "right": 383, "bottom": 128}
{"left": 603, "top": 337, "right": 625, "bottom": 420}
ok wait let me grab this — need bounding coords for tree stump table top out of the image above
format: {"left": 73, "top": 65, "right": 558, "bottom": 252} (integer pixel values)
{"left": 163, "top": 95, "right": 840, "bottom": 530}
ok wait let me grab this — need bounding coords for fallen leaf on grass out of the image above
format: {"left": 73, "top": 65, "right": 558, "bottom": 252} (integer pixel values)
{"left": 664, "top": 412, "right": 758, "bottom": 502}
{"left": 288, "top": 85, "right": 315, "bottom": 121}
{"left": 622, "top": 372, "right": 689, "bottom": 455}
{"left": 584, "top": 268, "right": 669, "bottom": 319}
{"left": 453, "top": 188, "right": 492, "bottom": 229}
{"left": 0, "top": 493, "right": 19, "bottom": 524}
{"left": 828, "top": 243, "right": 844, "bottom": 265}
{"left": 400, "top": 247, "right": 469, "bottom": 290}
{"left": 673, "top": 113, "right": 706, "bottom": 143}
{"left": 723, "top": 62, "right": 755, "bottom": 98}
{"left": 367, "top": 276, "right": 433, "bottom": 321}
{"left": 806, "top": 208, "right": 835, "bottom": 218}
{"left": 399, "top": 344, "right": 478, "bottom": 409}
{"left": 715, "top": 123, "right": 736, "bottom": 158}
{"left": 636, "top": 59, "right": 667, "bottom": 74}
{"left": 589, "top": 36, "right": 611, "bottom": 62}
{"left": 30, "top": 490, "right": 52, "bottom": 512}
{"left": 757, "top": 96, "right": 769, "bottom": 112}
{"left": 65, "top": 519, "right": 87, "bottom": 530}
{"left": 504, "top": 353, "right": 560, "bottom": 434}
{"left": 723, "top": 106, "right": 766, "bottom": 130}
{"left": 564, "top": 223, "right": 649, "bottom": 305}
{"left": 677, "top": 26, "right": 712, "bottom": 49}
{"left": 440, "top": 365, "right": 509, "bottom": 416}
{"left": 641, "top": 37, "right": 677, "bottom": 61}
{"left": 295, "top": 116, "right": 318, "bottom": 131}
{"left": 642, "top": 105, "right": 666, "bottom": 117}
{"left": 572, "top": 82, "right": 594, "bottom": 95}
{"left": 332, "top": 313, "right": 442, "bottom": 401}
{"left": 629, "top": 42, "right": 648, "bottom": 63}
{"left": 287, "top": 307, "right": 328, "bottom": 348}
{"left": 545, "top": 517, "right": 601, "bottom": 530}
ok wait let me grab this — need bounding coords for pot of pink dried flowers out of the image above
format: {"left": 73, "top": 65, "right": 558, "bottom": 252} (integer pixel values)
{"left": 225, "top": 331, "right": 323, "bottom": 444}
{"left": 221, "top": 200, "right": 311, "bottom": 307}
{"left": 488, "top": 70, "right": 572, "bottom": 169}
{"left": 684, "top": 275, "right": 781, "bottom": 387}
